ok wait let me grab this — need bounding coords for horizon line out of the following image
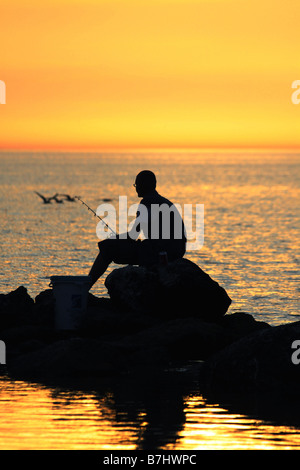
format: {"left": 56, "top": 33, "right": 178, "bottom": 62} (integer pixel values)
{"left": 0, "top": 144, "right": 300, "bottom": 153}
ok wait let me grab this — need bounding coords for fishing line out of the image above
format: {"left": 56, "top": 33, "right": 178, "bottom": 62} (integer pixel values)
{"left": 75, "top": 196, "right": 117, "bottom": 236}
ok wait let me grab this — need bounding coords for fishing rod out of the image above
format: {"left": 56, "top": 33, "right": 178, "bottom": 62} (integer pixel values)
{"left": 75, "top": 196, "right": 117, "bottom": 236}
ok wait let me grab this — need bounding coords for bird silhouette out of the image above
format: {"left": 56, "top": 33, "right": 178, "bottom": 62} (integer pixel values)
{"left": 52, "top": 193, "right": 64, "bottom": 203}
{"left": 34, "top": 191, "right": 53, "bottom": 204}
{"left": 57, "top": 194, "right": 77, "bottom": 202}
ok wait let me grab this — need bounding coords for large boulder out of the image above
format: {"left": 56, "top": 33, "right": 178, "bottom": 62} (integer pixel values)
{"left": 201, "top": 320, "right": 300, "bottom": 396}
{"left": 105, "top": 258, "right": 231, "bottom": 322}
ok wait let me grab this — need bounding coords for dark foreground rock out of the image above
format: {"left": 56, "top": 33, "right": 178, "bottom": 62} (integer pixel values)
{"left": 8, "top": 338, "right": 128, "bottom": 381}
{"left": 105, "top": 258, "right": 232, "bottom": 322}
{"left": 0, "top": 261, "right": 275, "bottom": 387}
{"left": 0, "top": 286, "right": 35, "bottom": 330}
{"left": 201, "top": 321, "right": 300, "bottom": 396}
{"left": 0, "top": 293, "right": 269, "bottom": 379}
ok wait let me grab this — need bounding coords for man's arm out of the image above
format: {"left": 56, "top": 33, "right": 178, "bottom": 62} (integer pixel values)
{"left": 118, "top": 217, "right": 140, "bottom": 240}
{"left": 118, "top": 202, "right": 148, "bottom": 240}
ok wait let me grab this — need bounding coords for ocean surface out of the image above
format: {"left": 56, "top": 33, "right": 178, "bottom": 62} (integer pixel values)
{"left": 0, "top": 149, "right": 299, "bottom": 450}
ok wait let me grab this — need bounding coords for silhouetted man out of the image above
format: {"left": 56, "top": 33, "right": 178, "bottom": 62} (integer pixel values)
{"left": 88, "top": 170, "right": 186, "bottom": 288}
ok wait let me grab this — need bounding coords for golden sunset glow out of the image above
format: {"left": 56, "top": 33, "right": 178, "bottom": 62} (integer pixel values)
{"left": 1, "top": 380, "right": 300, "bottom": 450}
{"left": 0, "top": 0, "right": 299, "bottom": 150}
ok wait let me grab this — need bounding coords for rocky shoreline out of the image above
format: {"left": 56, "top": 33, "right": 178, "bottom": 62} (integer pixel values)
{"left": 0, "top": 259, "right": 299, "bottom": 406}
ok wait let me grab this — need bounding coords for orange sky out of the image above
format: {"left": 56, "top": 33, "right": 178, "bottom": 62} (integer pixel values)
{"left": 0, "top": 0, "right": 299, "bottom": 150}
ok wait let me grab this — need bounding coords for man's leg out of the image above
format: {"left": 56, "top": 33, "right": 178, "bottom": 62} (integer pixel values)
{"left": 88, "top": 251, "right": 111, "bottom": 289}
{"left": 88, "top": 238, "right": 140, "bottom": 289}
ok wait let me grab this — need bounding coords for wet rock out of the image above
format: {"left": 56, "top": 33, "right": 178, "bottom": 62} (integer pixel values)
{"left": 201, "top": 321, "right": 300, "bottom": 396}
{"left": 105, "top": 258, "right": 231, "bottom": 322}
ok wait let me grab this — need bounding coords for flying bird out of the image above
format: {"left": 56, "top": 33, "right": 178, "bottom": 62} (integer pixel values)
{"left": 52, "top": 193, "right": 64, "bottom": 203}
{"left": 57, "top": 194, "right": 77, "bottom": 202}
{"left": 34, "top": 192, "right": 65, "bottom": 203}
{"left": 34, "top": 191, "right": 53, "bottom": 204}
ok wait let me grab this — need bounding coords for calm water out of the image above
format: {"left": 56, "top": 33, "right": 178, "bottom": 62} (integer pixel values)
{"left": 0, "top": 149, "right": 299, "bottom": 449}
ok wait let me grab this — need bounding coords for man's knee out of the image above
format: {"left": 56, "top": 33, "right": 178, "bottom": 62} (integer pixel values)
{"left": 98, "top": 238, "right": 140, "bottom": 265}
{"left": 98, "top": 238, "right": 116, "bottom": 262}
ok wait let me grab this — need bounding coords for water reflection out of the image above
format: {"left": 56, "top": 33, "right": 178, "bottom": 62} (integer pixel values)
{"left": 1, "top": 363, "right": 300, "bottom": 450}
{"left": 44, "top": 365, "right": 192, "bottom": 450}
{"left": 107, "top": 369, "right": 187, "bottom": 450}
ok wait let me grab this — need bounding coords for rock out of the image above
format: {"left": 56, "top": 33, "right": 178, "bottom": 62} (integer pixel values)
{"left": 0, "top": 324, "right": 77, "bottom": 365}
{"left": 105, "top": 265, "right": 160, "bottom": 314}
{"left": 0, "top": 287, "right": 56, "bottom": 331}
{"left": 0, "top": 325, "right": 56, "bottom": 346}
{"left": 201, "top": 321, "right": 300, "bottom": 396}
{"left": 33, "top": 289, "right": 55, "bottom": 326}
{"left": 9, "top": 338, "right": 127, "bottom": 381}
{"left": 116, "top": 317, "right": 227, "bottom": 361}
{"left": 220, "top": 312, "right": 271, "bottom": 342}
{"left": 0, "top": 281, "right": 275, "bottom": 386}
{"left": 157, "top": 258, "right": 231, "bottom": 321}
{"left": 84, "top": 294, "right": 159, "bottom": 338}
{"left": 105, "top": 258, "right": 231, "bottom": 322}
{"left": 1, "top": 307, "right": 272, "bottom": 383}
{"left": 115, "top": 313, "right": 271, "bottom": 363}
{"left": 0, "top": 286, "right": 34, "bottom": 330}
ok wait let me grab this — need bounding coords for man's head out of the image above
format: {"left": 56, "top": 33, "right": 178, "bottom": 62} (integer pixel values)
{"left": 134, "top": 170, "right": 156, "bottom": 197}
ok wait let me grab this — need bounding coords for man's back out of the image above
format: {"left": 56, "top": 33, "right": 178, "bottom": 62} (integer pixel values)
{"left": 137, "top": 189, "right": 186, "bottom": 258}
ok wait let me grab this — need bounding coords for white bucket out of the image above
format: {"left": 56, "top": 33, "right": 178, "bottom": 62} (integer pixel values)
{"left": 49, "top": 275, "right": 91, "bottom": 330}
